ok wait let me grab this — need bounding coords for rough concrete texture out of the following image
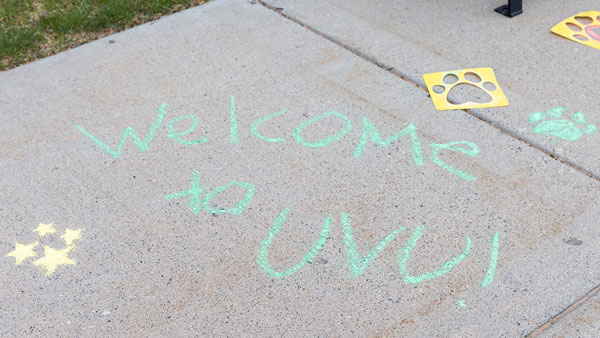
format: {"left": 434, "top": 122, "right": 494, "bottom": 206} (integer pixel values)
{"left": 541, "top": 291, "right": 600, "bottom": 337}
{"left": 1, "top": 0, "right": 600, "bottom": 336}
{"left": 263, "top": 0, "right": 600, "bottom": 179}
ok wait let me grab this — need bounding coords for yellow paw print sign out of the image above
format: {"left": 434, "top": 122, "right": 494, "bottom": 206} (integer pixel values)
{"left": 552, "top": 11, "right": 600, "bottom": 50}
{"left": 423, "top": 68, "right": 509, "bottom": 111}
{"left": 6, "top": 222, "right": 84, "bottom": 276}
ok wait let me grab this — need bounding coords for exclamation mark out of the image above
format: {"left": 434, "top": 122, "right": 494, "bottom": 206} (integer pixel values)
{"left": 458, "top": 232, "right": 500, "bottom": 310}
{"left": 481, "top": 232, "right": 499, "bottom": 287}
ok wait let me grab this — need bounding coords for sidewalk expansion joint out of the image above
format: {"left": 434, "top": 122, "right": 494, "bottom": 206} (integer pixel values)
{"left": 257, "top": 0, "right": 600, "bottom": 185}
{"left": 526, "top": 283, "right": 600, "bottom": 336}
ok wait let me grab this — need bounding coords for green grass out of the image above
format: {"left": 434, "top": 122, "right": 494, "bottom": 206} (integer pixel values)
{"left": 0, "top": 0, "right": 209, "bottom": 70}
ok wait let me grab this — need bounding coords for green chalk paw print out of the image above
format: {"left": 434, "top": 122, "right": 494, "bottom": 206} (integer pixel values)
{"left": 528, "top": 107, "right": 596, "bottom": 141}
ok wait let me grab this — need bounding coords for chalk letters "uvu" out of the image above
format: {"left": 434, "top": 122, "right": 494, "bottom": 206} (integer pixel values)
{"left": 257, "top": 208, "right": 499, "bottom": 284}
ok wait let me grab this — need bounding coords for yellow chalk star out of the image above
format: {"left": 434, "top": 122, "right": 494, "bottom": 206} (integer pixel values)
{"left": 33, "top": 245, "right": 75, "bottom": 276}
{"left": 33, "top": 222, "right": 56, "bottom": 237}
{"left": 6, "top": 241, "right": 38, "bottom": 265}
{"left": 61, "top": 228, "right": 85, "bottom": 245}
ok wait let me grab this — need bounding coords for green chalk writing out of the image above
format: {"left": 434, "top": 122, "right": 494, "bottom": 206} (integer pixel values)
{"left": 480, "top": 232, "right": 499, "bottom": 287}
{"left": 430, "top": 141, "right": 479, "bottom": 181}
{"left": 164, "top": 170, "right": 205, "bottom": 214}
{"left": 398, "top": 225, "right": 471, "bottom": 284}
{"left": 251, "top": 109, "right": 288, "bottom": 142}
{"left": 75, "top": 95, "right": 482, "bottom": 182}
{"left": 341, "top": 212, "right": 405, "bottom": 277}
{"left": 165, "top": 170, "right": 254, "bottom": 216}
{"left": 166, "top": 115, "right": 209, "bottom": 145}
{"left": 256, "top": 208, "right": 332, "bottom": 278}
{"left": 75, "top": 103, "right": 168, "bottom": 159}
{"left": 230, "top": 94, "right": 239, "bottom": 144}
{"left": 353, "top": 116, "right": 423, "bottom": 166}
{"left": 294, "top": 111, "right": 352, "bottom": 148}
{"left": 202, "top": 181, "right": 255, "bottom": 215}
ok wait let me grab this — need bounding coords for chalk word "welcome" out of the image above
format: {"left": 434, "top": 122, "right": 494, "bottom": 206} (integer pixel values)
{"left": 75, "top": 96, "right": 480, "bottom": 181}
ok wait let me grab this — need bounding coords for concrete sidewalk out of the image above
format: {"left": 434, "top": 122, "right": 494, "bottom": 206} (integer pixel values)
{"left": 1, "top": 0, "right": 599, "bottom": 336}
{"left": 263, "top": 0, "right": 600, "bottom": 179}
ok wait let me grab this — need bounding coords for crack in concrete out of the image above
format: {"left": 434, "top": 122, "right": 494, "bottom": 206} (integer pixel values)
{"left": 526, "top": 283, "right": 600, "bottom": 337}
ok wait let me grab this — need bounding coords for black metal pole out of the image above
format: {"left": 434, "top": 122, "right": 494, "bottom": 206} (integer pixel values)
{"left": 495, "top": 0, "right": 522, "bottom": 17}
